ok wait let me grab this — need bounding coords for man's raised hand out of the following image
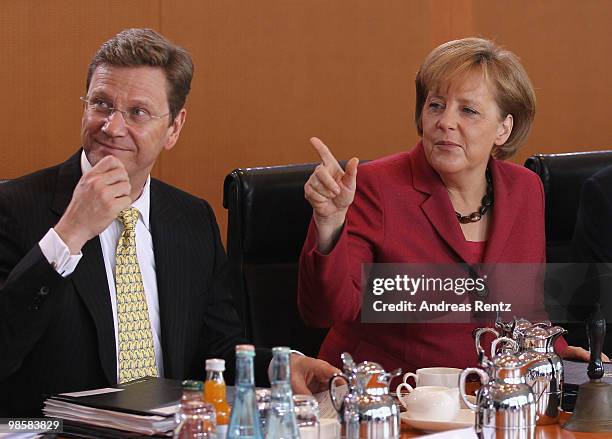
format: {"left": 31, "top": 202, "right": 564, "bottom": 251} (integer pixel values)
{"left": 54, "top": 156, "right": 132, "bottom": 254}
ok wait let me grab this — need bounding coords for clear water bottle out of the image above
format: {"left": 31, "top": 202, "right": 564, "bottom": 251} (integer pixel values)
{"left": 265, "top": 347, "right": 299, "bottom": 439}
{"left": 227, "top": 345, "right": 263, "bottom": 439}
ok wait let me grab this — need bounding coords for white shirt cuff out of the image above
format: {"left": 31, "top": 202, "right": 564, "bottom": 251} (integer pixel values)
{"left": 39, "top": 228, "right": 83, "bottom": 277}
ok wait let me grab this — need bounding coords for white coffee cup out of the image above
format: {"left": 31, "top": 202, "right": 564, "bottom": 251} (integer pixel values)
{"left": 400, "top": 367, "right": 462, "bottom": 389}
{"left": 396, "top": 386, "right": 460, "bottom": 422}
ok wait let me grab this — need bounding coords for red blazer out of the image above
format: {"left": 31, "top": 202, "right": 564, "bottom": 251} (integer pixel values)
{"left": 298, "top": 142, "right": 567, "bottom": 373}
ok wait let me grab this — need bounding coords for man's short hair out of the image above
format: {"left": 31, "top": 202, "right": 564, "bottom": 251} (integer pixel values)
{"left": 86, "top": 28, "right": 193, "bottom": 122}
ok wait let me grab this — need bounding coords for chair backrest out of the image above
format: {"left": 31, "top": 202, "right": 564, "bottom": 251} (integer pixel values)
{"left": 223, "top": 163, "right": 329, "bottom": 356}
{"left": 524, "top": 150, "right": 612, "bottom": 262}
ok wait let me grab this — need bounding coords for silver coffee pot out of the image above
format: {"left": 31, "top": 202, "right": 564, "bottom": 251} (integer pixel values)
{"left": 516, "top": 325, "right": 566, "bottom": 425}
{"left": 329, "top": 352, "right": 402, "bottom": 439}
{"left": 474, "top": 318, "right": 566, "bottom": 425}
{"left": 460, "top": 350, "right": 539, "bottom": 439}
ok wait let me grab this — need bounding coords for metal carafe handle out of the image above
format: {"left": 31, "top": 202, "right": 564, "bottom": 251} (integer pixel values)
{"left": 474, "top": 328, "right": 518, "bottom": 360}
{"left": 459, "top": 367, "right": 489, "bottom": 411}
{"left": 474, "top": 327, "right": 500, "bottom": 360}
{"left": 491, "top": 336, "right": 519, "bottom": 356}
{"left": 329, "top": 373, "right": 350, "bottom": 414}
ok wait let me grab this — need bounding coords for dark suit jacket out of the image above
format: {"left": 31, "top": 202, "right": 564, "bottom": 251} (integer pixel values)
{"left": 570, "top": 164, "right": 612, "bottom": 351}
{"left": 573, "top": 165, "right": 612, "bottom": 262}
{"left": 0, "top": 151, "right": 269, "bottom": 416}
{"left": 298, "top": 142, "right": 565, "bottom": 373}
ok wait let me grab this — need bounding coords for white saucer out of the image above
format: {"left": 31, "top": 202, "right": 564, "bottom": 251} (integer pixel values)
{"left": 400, "top": 409, "right": 475, "bottom": 432}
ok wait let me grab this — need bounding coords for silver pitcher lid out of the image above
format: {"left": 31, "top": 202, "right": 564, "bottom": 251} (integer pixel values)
{"left": 490, "top": 352, "right": 537, "bottom": 380}
{"left": 492, "top": 353, "right": 525, "bottom": 368}
{"left": 354, "top": 361, "right": 399, "bottom": 396}
{"left": 496, "top": 317, "right": 551, "bottom": 339}
{"left": 513, "top": 318, "right": 536, "bottom": 332}
{"left": 355, "top": 361, "right": 386, "bottom": 375}
{"left": 522, "top": 326, "right": 550, "bottom": 339}
{"left": 517, "top": 350, "right": 543, "bottom": 362}
{"left": 520, "top": 325, "right": 566, "bottom": 350}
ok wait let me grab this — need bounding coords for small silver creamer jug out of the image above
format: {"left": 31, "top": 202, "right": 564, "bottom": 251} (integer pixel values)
{"left": 460, "top": 351, "right": 539, "bottom": 439}
{"left": 329, "top": 352, "right": 402, "bottom": 439}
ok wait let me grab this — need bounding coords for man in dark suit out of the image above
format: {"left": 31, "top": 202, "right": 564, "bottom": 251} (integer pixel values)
{"left": 573, "top": 165, "right": 612, "bottom": 262}
{"left": 0, "top": 28, "right": 335, "bottom": 416}
{"left": 571, "top": 164, "right": 612, "bottom": 353}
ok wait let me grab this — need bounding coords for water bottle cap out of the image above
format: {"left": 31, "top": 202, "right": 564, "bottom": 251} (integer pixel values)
{"left": 272, "top": 346, "right": 291, "bottom": 354}
{"left": 235, "top": 344, "right": 255, "bottom": 353}
{"left": 206, "top": 358, "right": 225, "bottom": 371}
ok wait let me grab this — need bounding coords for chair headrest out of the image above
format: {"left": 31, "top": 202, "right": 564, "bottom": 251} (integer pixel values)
{"left": 524, "top": 150, "right": 612, "bottom": 242}
{"left": 223, "top": 163, "right": 320, "bottom": 263}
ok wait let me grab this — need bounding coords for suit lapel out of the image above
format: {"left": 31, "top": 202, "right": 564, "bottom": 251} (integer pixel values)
{"left": 482, "top": 162, "right": 519, "bottom": 263}
{"left": 70, "top": 238, "right": 117, "bottom": 384}
{"left": 51, "top": 151, "right": 82, "bottom": 217}
{"left": 150, "top": 181, "right": 189, "bottom": 378}
{"left": 52, "top": 150, "right": 117, "bottom": 384}
{"left": 410, "top": 143, "right": 473, "bottom": 263}
{"left": 410, "top": 144, "right": 520, "bottom": 264}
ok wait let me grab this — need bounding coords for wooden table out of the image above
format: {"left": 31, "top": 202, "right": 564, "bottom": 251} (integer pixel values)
{"left": 400, "top": 412, "right": 610, "bottom": 438}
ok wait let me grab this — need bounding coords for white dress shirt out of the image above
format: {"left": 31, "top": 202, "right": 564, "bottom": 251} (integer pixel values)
{"left": 39, "top": 151, "right": 164, "bottom": 379}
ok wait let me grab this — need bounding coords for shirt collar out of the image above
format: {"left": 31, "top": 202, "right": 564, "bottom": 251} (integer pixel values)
{"left": 80, "top": 150, "right": 151, "bottom": 230}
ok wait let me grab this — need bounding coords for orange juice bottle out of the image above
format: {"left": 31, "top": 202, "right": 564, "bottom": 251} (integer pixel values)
{"left": 204, "top": 358, "right": 230, "bottom": 437}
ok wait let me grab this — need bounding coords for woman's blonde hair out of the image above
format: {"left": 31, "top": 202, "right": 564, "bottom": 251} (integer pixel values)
{"left": 415, "top": 38, "right": 535, "bottom": 160}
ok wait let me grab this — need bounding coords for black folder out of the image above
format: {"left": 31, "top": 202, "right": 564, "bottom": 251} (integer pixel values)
{"left": 48, "top": 377, "right": 183, "bottom": 416}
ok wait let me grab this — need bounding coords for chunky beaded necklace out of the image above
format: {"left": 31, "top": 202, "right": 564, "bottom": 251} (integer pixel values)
{"left": 455, "top": 170, "right": 493, "bottom": 224}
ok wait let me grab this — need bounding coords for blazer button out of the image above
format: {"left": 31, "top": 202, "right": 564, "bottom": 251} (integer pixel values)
{"left": 28, "top": 304, "right": 40, "bottom": 311}
{"left": 39, "top": 286, "right": 50, "bottom": 296}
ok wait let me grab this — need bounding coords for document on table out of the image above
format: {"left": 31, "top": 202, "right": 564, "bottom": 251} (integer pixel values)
{"left": 420, "top": 427, "right": 478, "bottom": 439}
{"left": 313, "top": 384, "right": 347, "bottom": 419}
{"left": 60, "top": 387, "right": 123, "bottom": 397}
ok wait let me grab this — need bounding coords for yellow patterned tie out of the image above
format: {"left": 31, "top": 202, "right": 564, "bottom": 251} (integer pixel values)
{"left": 115, "top": 207, "right": 158, "bottom": 383}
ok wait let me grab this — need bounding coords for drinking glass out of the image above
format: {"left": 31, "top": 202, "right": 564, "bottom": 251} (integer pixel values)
{"left": 256, "top": 388, "right": 271, "bottom": 435}
{"left": 173, "top": 400, "right": 216, "bottom": 438}
{"left": 292, "top": 394, "right": 320, "bottom": 439}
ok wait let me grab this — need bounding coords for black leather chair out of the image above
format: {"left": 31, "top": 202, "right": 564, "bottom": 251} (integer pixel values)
{"left": 223, "top": 163, "right": 330, "bottom": 357}
{"left": 524, "top": 150, "right": 612, "bottom": 263}
{"left": 525, "top": 150, "right": 612, "bottom": 351}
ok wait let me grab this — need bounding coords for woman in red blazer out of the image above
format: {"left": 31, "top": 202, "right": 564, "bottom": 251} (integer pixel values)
{"left": 298, "top": 38, "right": 588, "bottom": 373}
